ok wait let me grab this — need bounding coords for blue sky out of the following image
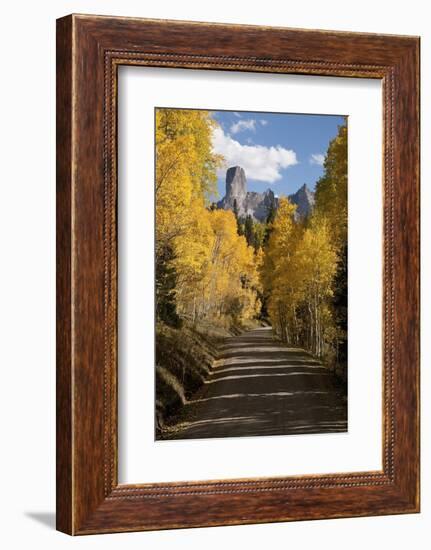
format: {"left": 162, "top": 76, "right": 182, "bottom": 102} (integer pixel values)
{"left": 210, "top": 110, "right": 347, "bottom": 199}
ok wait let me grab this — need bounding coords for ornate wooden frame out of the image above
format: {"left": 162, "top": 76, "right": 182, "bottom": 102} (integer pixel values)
{"left": 56, "top": 14, "right": 420, "bottom": 534}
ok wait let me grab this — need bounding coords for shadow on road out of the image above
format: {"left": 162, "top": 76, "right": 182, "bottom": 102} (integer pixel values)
{"left": 162, "top": 327, "right": 347, "bottom": 440}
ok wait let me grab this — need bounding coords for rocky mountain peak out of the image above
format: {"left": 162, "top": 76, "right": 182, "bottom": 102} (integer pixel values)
{"left": 225, "top": 166, "right": 247, "bottom": 203}
{"left": 289, "top": 183, "right": 315, "bottom": 219}
{"left": 217, "top": 166, "right": 314, "bottom": 222}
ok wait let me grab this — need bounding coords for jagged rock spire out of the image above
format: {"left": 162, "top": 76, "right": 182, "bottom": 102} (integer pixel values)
{"left": 217, "top": 167, "right": 314, "bottom": 221}
{"left": 289, "top": 183, "right": 315, "bottom": 218}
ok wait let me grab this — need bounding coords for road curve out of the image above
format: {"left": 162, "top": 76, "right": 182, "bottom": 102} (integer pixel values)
{"left": 163, "top": 326, "right": 347, "bottom": 440}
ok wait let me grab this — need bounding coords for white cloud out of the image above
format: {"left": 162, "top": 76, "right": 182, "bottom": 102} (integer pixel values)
{"left": 233, "top": 112, "right": 242, "bottom": 118}
{"left": 260, "top": 119, "right": 268, "bottom": 126}
{"left": 309, "top": 153, "right": 325, "bottom": 166}
{"left": 230, "top": 118, "right": 256, "bottom": 134}
{"left": 212, "top": 126, "right": 297, "bottom": 183}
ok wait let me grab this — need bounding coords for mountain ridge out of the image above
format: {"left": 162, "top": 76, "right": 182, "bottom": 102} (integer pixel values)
{"left": 216, "top": 165, "right": 315, "bottom": 222}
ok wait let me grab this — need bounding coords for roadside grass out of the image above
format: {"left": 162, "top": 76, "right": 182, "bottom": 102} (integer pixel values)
{"left": 155, "top": 321, "right": 233, "bottom": 436}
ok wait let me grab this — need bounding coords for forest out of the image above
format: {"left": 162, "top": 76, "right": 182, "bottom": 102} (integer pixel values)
{"left": 155, "top": 108, "right": 347, "bottom": 431}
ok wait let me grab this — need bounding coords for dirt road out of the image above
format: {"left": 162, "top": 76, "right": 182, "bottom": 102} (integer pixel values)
{"left": 163, "top": 326, "right": 347, "bottom": 440}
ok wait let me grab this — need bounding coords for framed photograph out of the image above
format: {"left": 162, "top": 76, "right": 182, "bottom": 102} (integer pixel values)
{"left": 56, "top": 14, "right": 420, "bottom": 534}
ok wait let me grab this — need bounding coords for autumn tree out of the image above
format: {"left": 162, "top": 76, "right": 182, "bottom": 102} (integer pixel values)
{"left": 155, "top": 108, "right": 260, "bottom": 329}
{"left": 314, "top": 124, "right": 347, "bottom": 248}
{"left": 261, "top": 123, "right": 347, "bottom": 368}
{"left": 261, "top": 197, "right": 300, "bottom": 343}
{"left": 293, "top": 218, "right": 338, "bottom": 356}
{"left": 262, "top": 200, "right": 338, "bottom": 356}
{"left": 155, "top": 108, "right": 222, "bottom": 325}
{"left": 314, "top": 124, "right": 348, "bottom": 368}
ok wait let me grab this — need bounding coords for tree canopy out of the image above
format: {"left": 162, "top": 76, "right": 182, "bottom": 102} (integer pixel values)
{"left": 156, "top": 109, "right": 260, "bottom": 328}
{"left": 261, "top": 123, "right": 347, "bottom": 371}
{"left": 155, "top": 110, "right": 348, "bottom": 374}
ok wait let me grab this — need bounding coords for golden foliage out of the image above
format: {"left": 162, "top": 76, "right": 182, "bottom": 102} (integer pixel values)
{"left": 155, "top": 109, "right": 347, "bottom": 362}
{"left": 262, "top": 124, "right": 347, "bottom": 359}
{"left": 155, "top": 109, "right": 260, "bottom": 327}
{"left": 314, "top": 125, "right": 348, "bottom": 248}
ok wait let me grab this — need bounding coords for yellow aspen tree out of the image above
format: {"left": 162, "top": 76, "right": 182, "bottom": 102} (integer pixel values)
{"left": 262, "top": 197, "right": 300, "bottom": 342}
{"left": 314, "top": 124, "right": 347, "bottom": 250}
{"left": 156, "top": 108, "right": 261, "bottom": 329}
{"left": 294, "top": 218, "right": 337, "bottom": 356}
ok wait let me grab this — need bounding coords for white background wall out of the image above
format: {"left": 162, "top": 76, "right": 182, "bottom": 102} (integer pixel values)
{"left": 0, "top": 1, "right": 428, "bottom": 548}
